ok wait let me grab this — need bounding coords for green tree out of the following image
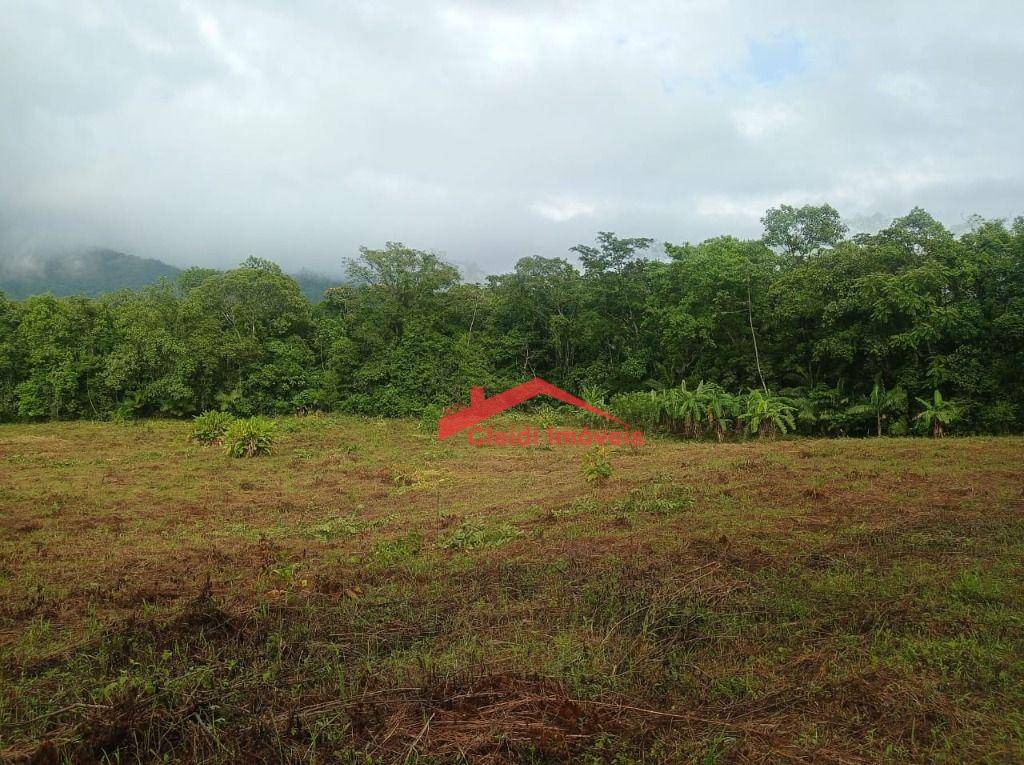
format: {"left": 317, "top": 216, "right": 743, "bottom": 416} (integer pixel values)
{"left": 847, "top": 378, "right": 907, "bottom": 437}
{"left": 761, "top": 203, "right": 847, "bottom": 257}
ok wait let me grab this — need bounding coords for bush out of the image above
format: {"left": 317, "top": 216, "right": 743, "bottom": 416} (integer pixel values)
{"left": 978, "top": 400, "right": 1018, "bottom": 434}
{"left": 581, "top": 446, "right": 613, "bottom": 483}
{"left": 224, "top": 416, "right": 277, "bottom": 457}
{"left": 888, "top": 420, "right": 909, "bottom": 437}
{"left": 610, "top": 391, "right": 661, "bottom": 433}
{"left": 417, "top": 404, "right": 443, "bottom": 435}
{"left": 191, "top": 410, "right": 236, "bottom": 444}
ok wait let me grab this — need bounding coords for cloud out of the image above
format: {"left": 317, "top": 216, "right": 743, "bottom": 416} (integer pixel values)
{"left": 1, "top": 1, "right": 1022, "bottom": 272}
{"left": 530, "top": 197, "right": 597, "bottom": 222}
{"left": 192, "top": 8, "right": 253, "bottom": 77}
{"left": 732, "top": 104, "right": 799, "bottom": 139}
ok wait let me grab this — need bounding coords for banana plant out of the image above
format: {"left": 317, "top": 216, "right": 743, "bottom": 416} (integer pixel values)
{"left": 696, "top": 381, "right": 739, "bottom": 441}
{"left": 915, "top": 390, "right": 961, "bottom": 438}
{"left": 740, "top": 389, "right": 797, "bottom": 439}
{"left": 658, "top": 381, "right": 704, "bottom": 437}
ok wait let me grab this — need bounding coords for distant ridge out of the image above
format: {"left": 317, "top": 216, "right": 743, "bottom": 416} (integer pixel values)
{"left": 0, "top": 248, "right": 181, "bottom": 299}
{"left": 0, "top": 249, "right": 343, "bottom": 302}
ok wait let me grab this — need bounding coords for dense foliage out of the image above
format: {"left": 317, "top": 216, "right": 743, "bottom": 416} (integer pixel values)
{"left": 1, "top": 206, "right": 1022, "bottom": 436}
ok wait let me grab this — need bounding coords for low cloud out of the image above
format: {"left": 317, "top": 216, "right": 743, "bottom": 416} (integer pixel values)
{"left": 530, "top": 197, "right": 597, "bottom": 223}
{"left": 1, "top": 1, "right": 1022, "bottom": 271}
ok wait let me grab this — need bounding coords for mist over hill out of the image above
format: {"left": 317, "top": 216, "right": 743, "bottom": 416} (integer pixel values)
{"left": 0, "top": 248, "right": 342, "bottom": 302}
{"left": 0, "top": 249, "right": 180, "bottom": 300}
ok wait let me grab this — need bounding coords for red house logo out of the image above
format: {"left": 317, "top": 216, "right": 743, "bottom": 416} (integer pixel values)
{"left": 437, "top": 377, "right": 628, "bottom": 441}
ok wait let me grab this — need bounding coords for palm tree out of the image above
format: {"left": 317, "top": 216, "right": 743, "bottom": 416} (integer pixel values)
{"left": 848, "top": 379, "right": 907, "bottom": 437}
{"left": 915, "top": 390, "right": 961, "bottom": 438}
{"left": 740, "top": 389, "right": 797, "bottom": 439}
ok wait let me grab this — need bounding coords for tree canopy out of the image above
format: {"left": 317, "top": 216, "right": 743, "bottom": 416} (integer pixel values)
{"left": 0, "top": 207, "right": 1021, "bottom": 436}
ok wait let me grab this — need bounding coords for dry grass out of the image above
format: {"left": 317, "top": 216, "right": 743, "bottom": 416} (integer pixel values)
{"left": 1, "top": 416, "right": 1022, "bottom": 763}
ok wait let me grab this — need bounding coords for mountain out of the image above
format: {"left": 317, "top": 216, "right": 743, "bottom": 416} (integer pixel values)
{"left": 0, "top": 248, "right": 181, "bottom": 299}
{"left": 0, "top": 249, "right": 344, "bottom": 302}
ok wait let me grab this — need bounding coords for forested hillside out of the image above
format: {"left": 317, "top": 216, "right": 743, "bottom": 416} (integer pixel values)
{"left": 0, "top": 249, "right": 181, "bottom": 299}
{"left": 1, "top": 205, "right": 1022, "bottom": 436}
{"left": 0, "top": 248, "right": 340, "bottom": 303}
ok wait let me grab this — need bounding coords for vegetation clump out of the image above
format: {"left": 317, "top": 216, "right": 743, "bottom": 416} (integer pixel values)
{"left": 581, "top": 446, "right": 613, "bottom": 483}
{"left": 190, "top": 410, "right": 235, "bottom": 444}
{"left": 223, "top": 416, "right": 277, "bottom": 457}
{"left": 442, "top": 520, "right": 523, "bottom": 550}
{"left": 739, "top": 389, "right": 798, "bottom": 439}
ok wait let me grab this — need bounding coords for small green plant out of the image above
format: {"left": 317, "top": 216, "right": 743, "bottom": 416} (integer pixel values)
{"left": 370, "top": 532, "right": 423, "bottom": 565}
{"left": 951, "top": 568, "right": 1007, "bottom": 604}
{"left": 441, "top": 520, "right": 522, "bottom": 550}
{"left": 303, "top": 514, "right": 382, "bottom": 541}
{"left": 191, "top": 410, "right": 236, "bottom": 444}
{"left": 613, "top": 483, "right": 694, "bottom": 516}
{"left": 224, "top": 416, "right": 277, "bottom": 457}
{"left": 579, "top": 384, "right": 610, "bottom": 426}
{"left": 581, "top": 446, "right": 613, "bottom": 483}
{"left": 532, "top": 403, "right": 560, "bottom": 430}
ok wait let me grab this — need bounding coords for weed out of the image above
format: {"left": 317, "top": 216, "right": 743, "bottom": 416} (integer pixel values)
{"left": 951, "top": 568, "right": 1008, "bottom": 604}
{"left": 613, "top": 483, "right": 694, "bottom": 516}
{"left": 418, "top": 404, "right": 443, "bottom": 434}
{"left": 190, "top": 410, "right": 235, "bottom": 444}
{"left": 303, "top": 514, "right": 385, "bottom": 541}
{"left": 441, "top": 520, "right": 523, "bottom": 550}
{"left": 581, "top": 446, "right": 613, "bottom": 483}
{"left": 370, "top": 532, "right": 424, "bottom": 565}
{"left": 224, "top": 417, "right": 277, "bottom": 457}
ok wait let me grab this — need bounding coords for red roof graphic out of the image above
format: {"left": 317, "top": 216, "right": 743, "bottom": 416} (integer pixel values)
{"left": 437, "top": 377, "right": 627, "bottom": 440}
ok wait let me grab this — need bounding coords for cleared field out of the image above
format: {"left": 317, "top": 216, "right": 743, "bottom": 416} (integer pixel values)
{"left": 1, "top": 418, "right": 1022, "bottom": 763}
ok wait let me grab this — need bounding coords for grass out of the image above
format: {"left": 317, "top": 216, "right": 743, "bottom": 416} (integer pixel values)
{"left": 0, "top": 416, "right": 1022, "bottom": 763}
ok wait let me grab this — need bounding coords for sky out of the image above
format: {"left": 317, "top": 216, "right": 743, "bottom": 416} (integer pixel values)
{"left": 2, "top": 0, "right": 1023, "bottom": 276}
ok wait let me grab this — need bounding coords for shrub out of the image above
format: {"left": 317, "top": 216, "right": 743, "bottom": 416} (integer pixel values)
{"left": 581, "top": 446, "right": 613, "bottom": 483}
{"left": 977, "top": 400, "right": 1018, "bottom": 434}
{"left": 532, "top": 403, "right": 561, "bottom": 430}
{"left": 191, "top": 410, "right": 236, "bottom": 444}
{"left": 370, "top": 532, "right": 423, "bottom": 565}
{"left": 888, "top": 420, "right": 909, "bottom": 437}
{"left": 610, "top": 391, "right": 661, "bottom": 433}
{"left": 417, "top": 404, "right": 443, "bottom": 435}
{"left": 224, "top": 416, "right": 277, "bottom": 457}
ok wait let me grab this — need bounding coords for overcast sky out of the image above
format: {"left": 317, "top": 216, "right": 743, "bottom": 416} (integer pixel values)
{"left": 2, "top": 1, "right": 1023, "bottom": 274}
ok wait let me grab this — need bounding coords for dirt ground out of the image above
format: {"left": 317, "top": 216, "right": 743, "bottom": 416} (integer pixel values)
{"left": 1, "top": 417, "right": 1022, "bottom": 763}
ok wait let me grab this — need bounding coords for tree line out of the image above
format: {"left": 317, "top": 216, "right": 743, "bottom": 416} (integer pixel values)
{"left": 0, "top": 205, "right": 1022, "bottom": 437}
